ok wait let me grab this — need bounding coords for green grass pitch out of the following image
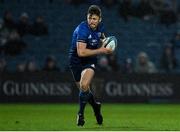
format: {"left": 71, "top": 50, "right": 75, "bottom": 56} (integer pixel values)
{"left": 0, "top": 103, "right": 180, "bottom": 131}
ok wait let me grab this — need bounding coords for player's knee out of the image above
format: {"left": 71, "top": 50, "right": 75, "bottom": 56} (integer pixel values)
{"left": 80, "top": 81, "right": 89, "bottom": 91}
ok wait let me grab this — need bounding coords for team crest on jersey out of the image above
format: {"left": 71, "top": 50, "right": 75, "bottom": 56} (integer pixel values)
{"left": 98, "top": 32, "right": 101, "bottom": 37}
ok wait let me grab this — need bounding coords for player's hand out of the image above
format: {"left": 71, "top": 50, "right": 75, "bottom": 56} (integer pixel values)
{"left": 99, "top": 47, "right": 113, "bottom": 54}
{"left": 101, "top": 41, "right": 113, "bottom": 54}
{"left": 104, "top": 48, "right": 113, "bottom": 54}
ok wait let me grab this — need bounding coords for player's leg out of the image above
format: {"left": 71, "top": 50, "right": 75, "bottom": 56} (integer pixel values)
{"left": 78, "top": 68, "right": 95, "bottom": 117}
{"left": 71, "top": 65, "right": 102, "bottom": 126}
{"left": 80, "top": 67, "right": 103, "bottom": 125}
{"left": 88, "top": 91, "right": 103, "bottom": 125}
{"left": 73, "top": 68, "right": 95, "bottom": 126}
{"left": 70, "top": 66, "right": 86, "bottom": 126}
{"left": 80, "top": 68, "right": 94, "bottom": 91}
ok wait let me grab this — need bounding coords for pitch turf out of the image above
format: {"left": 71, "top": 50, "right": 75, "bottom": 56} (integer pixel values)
{"left": 0, "top": 103, "right": 180, "bottom": 131}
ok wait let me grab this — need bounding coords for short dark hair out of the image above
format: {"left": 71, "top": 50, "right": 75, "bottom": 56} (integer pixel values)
{"left": 88, "top": 5, "right": 101, "bottom": 17}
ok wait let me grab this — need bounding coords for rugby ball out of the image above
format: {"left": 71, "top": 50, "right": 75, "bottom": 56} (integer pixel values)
{"left": 103, "top": 36, "right": 117, "bottom": 51}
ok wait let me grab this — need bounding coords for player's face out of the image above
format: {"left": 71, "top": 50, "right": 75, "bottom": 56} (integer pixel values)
{"left": 87, "top": 14, "right": 101, "bottom": 30}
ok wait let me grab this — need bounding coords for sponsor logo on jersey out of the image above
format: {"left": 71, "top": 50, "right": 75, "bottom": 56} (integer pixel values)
{"left": 92, "top": 39, "right": 97, "bottom": 43}
{"left": 88, "top": 34, "right": 92, "bottom": 39}
{"left": 90, "top": 39, "right": 98, "bottom": 46}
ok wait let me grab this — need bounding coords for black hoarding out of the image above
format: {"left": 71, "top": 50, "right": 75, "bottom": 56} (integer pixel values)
{"left": 0, "top": 72, "right": 180, "bottom": 103}
{"left": 0, "top": 72, "right": 78, "bottom": 103}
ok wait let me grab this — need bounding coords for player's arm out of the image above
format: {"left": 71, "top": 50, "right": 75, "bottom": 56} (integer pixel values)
{"left": 77, "top": 42, "right": 112, "bottom": 57}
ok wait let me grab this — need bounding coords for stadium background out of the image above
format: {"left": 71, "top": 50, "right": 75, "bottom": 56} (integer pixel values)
{"left": 0, "top": 0, "right": 180, "bottom": 131}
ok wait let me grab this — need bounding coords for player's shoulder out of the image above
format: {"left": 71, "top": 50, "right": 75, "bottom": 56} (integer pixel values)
{"left": 78, "top": 21, "right": 89, "bottom": 30}
{"left": 75, "top": 21, "right": 90, "bottom": 35}
{"left": 73, "top": 21, "right": 90, "bottom": 40}
{"left": 79, "top": 21, "right": 88, "bottom": 26}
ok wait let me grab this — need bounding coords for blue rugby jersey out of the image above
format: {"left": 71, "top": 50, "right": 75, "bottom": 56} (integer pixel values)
{"left": 69, "top": 21, "right": 105, "bottom": 67}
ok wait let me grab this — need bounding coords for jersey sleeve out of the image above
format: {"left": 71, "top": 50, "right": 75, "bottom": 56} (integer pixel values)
{"left": 77, "top": 24, "right": 89, "bottom": 43}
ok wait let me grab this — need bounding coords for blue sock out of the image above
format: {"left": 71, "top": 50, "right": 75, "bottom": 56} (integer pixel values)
{"left": 88, "top": 91, "right": 97, "bottom": 108}
{"left": 78, "top": 90, "right": 90, "bottom": 115}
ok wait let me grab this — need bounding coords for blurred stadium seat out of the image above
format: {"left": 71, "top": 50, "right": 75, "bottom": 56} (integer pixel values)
{"left": 0, "top": 0, "right": 178, "bottom": 72}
